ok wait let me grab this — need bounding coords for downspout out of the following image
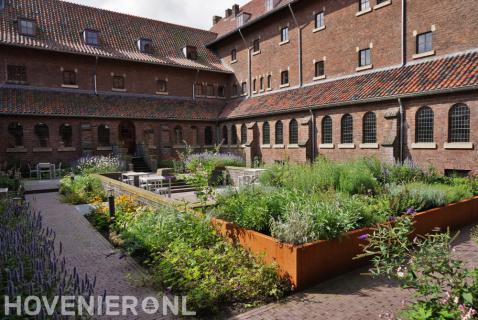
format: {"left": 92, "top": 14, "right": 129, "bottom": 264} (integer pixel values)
{"left": 398, "top": 98, "right": 405, "bottom": 163}
{"left": 401, "top": 0, "right": 406, "bottom": 66}
{"left": 289, "top": 3, "right": 303, "bottom": 87}
{"left": 238, "top": 28, "right": 252, "bottom": 98}
{"left": 193, "top": 69, "right": 200, "bottom": 100}
{"left": 94, "top": 56, "right": 99, "bottom": 95}
{"left": 309, "top": 108, "right": 316, "bottom": 162}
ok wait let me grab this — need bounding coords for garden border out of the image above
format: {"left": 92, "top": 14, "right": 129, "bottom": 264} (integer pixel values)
{"left": 211, "top": 196, "right": 478, "bottom": 290}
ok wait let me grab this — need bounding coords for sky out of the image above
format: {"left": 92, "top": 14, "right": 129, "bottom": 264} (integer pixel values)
{"left": 66, "top": 0, "right": 249, "bottom": 30}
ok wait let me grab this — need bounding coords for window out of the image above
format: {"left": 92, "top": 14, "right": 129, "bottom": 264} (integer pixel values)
{"left": 289, "top": 119, "right": 298, "bottom": 144}
{"left": 183, "top": 46, "right": 198, "bottom": 60}
{"left": 231, "top": 49, "right": 237, "bottom": 61}
{"left": 190, "top": 126, "right": 199, "bottom": 145}
{"left": 8, "top": 122, "right": 23, "bottom": 147}
{"left": 267, "top": 75, "right": 272, "bottom": 89}
{"left": 174, "top": 126, "right": 183, "bottom": 145}
{"left": 63, "top": 70, "right": 77, "bottom": 86}
{"left": 253, "top": 79, "right": 257, "bottom": 92}
{"left": 448, "top": 104, "right": 470, "bottom": 143}
{"left": 195, "top": 83, "right": 203, "bottom": 96}
{"left": 138, "top": 38, "right": 153, "bottom": 54}
{"left": 59, "top": 124, "right": 73, "bottom": 147}
{"left": 315, "top": 61, "right": 325, "bottom": 78}
{"left": 241, "top": 124, "right": 247, "bottom": 144}
{"left": 7, "top": 65, "right": 27, "bottom": 82}
{"left": 222, "top": 126, "right": 228, "bottom": 144}
{"left": 232, "top": 84, "right": 238, "bottom": 97}
{"left": 359, "top": 0, "right": 370, "bottom": 11}
{"left": 415, "top": 106, "right": 434, "bottom": 143}
{"left": 0, "top": 0, "right": 5, "bottom": 10}
{"left": 98, "top": 125, "right": 110, "bottom": 146}
{"left": 253, "top": 39, "right": 260, "bottom": 53}
{"left": 275, "top": 121, "right": 284, "bottom": 144}
{"left": 341, "top": 114, "right": 353, "bottom": 144}
{"left": 218, "top": 85, "right": 225, "bottom": 97}
{"left": 315, "top": 12, "right": 325, "bottom": 29}
{"left": 281, "top": 70, "right": 289, "bottom": 85}
{"left": 321, "top": 116, "right": 333, "bottom": 144}
{"left": 263, "top": 122, "right": 271, "bottom": 144}
{"left": 83, "top": 30, "right": 99, "bottom": 46}
{"left": 19, "top": 19, "right": 36, "bottom": 36}
{"left": 157, "top": 80, "right": 167, "bottom": 93}
{"left": 205, "top": 127, "right": 213, "bottom": 145}
{"left": 112, "top": 76, "right": 125, "bottom": 90}
{"left": 241, "top": 82, "right": 247, "bottom": 95}
{"left": 280, "top": 27, "right": 289, "bottom": 43}
{"left": 231, "top": 126, "right": 238, "bottom": 145}
{"left": 161, "top": 128, "right": 171, "bottom": 147}
{"left": 207, "top": 84, "right": 214, "bottom": 96}
{"left": 34, "top": 123, "right": 49, "bottom": 148}
{"left": 265, "top": 0, "right": 275, "bottom": 11}
{"left": 362, "top": 112, "right": 377, "bottom": 143}
{"left": 260, "top": 77, "right": 264, "bottom": 91}
{"left": 416, "top": 32, "right": 433, "bottom": 54}
{"left": 359, "top": 48, "right": 371, "bottom": 67}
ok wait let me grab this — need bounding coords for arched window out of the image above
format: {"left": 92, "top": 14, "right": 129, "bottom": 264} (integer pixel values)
{"left": 289, "top": 119, "right": 298, "bottom": 144}
{"left": 321, "top": 116, "right": 332, "bottom": 144}
{"left": 449, "top": 104, "right": 470, "bottom": 143}
{"left": 98, "top": 125, "right": 110, "bottom": 147}
{"left": 8, "top": 122, "right": 23, "bottom": 147}
{"left": 415, "top": 106, "right": 434, "bottom": 143}
{"left": 241, "top": 124, "right": 247, "bottom": 144}
{"left": 362, "top": 112, "right": 377, "bottom": 144}
{"left": 190, "top": 126, "right": 198, "bottom": 145}
{"left": 174, "top": 126, "right": 183, "bottom": 145}
{"left": 275, "top": 121, "right": 284, "bottom": 144}
{"left": 59, "top": 124, "right": 73, "bottom": 147}
{"left": 341, "top": 114, "right": 353, "bottom": 144}
{"left": 222, "top": 126, "right": 228, "bottom": 145}
{"left": 263, "top": 122, "right": 270, "bottom": 145}
{"left": 34, "top": 123, "right": 49, "bottom": 147}
{"left": 204, "top": 126, "right": 213, "bottom": 145}
{"left": 231, "top": 125, "right": 238, "bottom": 145}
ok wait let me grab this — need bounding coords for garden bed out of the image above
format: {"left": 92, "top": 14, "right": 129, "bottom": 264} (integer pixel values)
{"left": 212, "top": 196, "right": 478, "bottom": 290}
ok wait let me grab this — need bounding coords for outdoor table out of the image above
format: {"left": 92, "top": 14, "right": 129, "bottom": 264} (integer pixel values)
{"left": 139, "top": 175, "right": 165, "bottom": 191}
{"left": 37, "top": 163, "right": 53, "bottom": 179}
{"left": 121, "top": 172, "right": 150, "bottom": 187}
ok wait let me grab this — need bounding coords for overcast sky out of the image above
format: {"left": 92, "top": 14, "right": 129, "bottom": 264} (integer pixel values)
{"left": 65, "top": 0, "right": 249, "bottom": 30}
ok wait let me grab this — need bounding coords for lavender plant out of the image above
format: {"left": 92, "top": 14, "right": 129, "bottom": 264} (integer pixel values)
{"left": 75, "top": 155, "right": 122, "bottom": 174}
{"left": 0, "top": 201, "right": 96, "bottom": 318}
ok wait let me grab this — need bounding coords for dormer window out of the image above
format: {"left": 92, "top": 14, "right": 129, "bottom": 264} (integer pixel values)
{"left": 237, "top": 12, "right": 251, "bottom": 27}
{"left": 265, "top": 0, "right": 280, "bottom": 11}
{"left": 183, "top": 46, "right": 198, "bottom": 60}
{"left": 83, "top": 29, "right": 99, "bottom": 46}
{"left": 18, "top": 19, "right": 36, "bottom": 37}
{"left": 138, "top": 38, "right": 153, "bottom": 54}
{"left": 0, "top": 0, "right": 5, "bottom": 10}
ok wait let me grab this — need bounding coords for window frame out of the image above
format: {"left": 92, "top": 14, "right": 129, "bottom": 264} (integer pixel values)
{"left": 204, "top": 126, "right": 214, "bottom": 145}
{"left": 280, "top": 27, "right": 289, "bottom": 43}
{"left": 267, "top": 75, "right": 272, "bottom": 89}
{"left": 8, "top": 122, "right": 24, "bottom": 147}
{"left": 416, "top": 31, "right": 433, "bottom": 54}
{"left": 59, "top": 124, "right": 73, "bottom": 147}
{"left": 218, "top": 85, "right": 226, "bottom": 97}
{"left": 18, "top": 19, "right": 36, "bottom": 37}
{"left": 222, "top": 126, "right": 229, "bottom": 145}
{"left": 315, "top": 11, "right": 325, "bottom": 29}
{"left": 231, "top": 48, "right": 237, "bottom": 61}
{"left": 315, "top": 61, "right": 325, "bottom": 78}
{"left": 359, "top": 0, "right": 371, "bottom": 11}
{"left": 415, "top": 106, "right": 434, "bottom": 143}
{"left": 289, "top": 119, "right": 299, "bottom": 145}
{"left": 241, "top": 124, "right": 247, "bottom": 145}
{"left": 62, "top": 70, "right": 77, "bottom": 86}
{"left": 34, "top": 123, "right": 50, "bottom": 148}
{"left": 252, "top": 39, "right": 260, "bottom": 53}
{"left": 281, "top": 70, "right": 289, "bottom": 85}
{"left": 7, "top": 65, "right": 27, "bottom": 83}
{"left": 206, "top": 84, "right": 215, "bottom": 97}
{"left": 448, "top": 104, "right": 470, "bottom": 143}
{"left": 362, "top": 112, "right": 377, "bottom": 144}
{"left": 358, "top": 48, "right": 371, "bottom": 67}
{"left": 263, "top": 122, "right": 271, "bottom": 145}
{"left": 157, "top": 79, "right": 168, "bottom": 93}
{"left": 321, "top": 116, "right": 333, "bottom": 144}
{"left": 275, "top": 121, "right": 284, "bottom": 145}
{"left": 98, "top": 125, "right": 111, "bottom": 147}
{"left": 138, "top": 38, "right": 153, "bottom": 54}
{"left": 232, "top": 84, "right": 238, "bottom": 97}
{"left": 112, "top": 76, "right": 125, "bottom": 90}
{"left": 241, "top": 82, "right": 247, "bottom": 95}
{"left": 341, "top": 114, "right": 354, "bottom": 144}
{"left": 83, "top": 29, "right": 100, "bottom": 46}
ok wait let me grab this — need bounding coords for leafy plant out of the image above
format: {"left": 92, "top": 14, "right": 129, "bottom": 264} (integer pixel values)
{"left": 75, "top": 155, "right": 122, "bottom": 174}
{"left": 338, "top": 161, "right": 378, "bottom": 195}
{"left": 0, "top": 175, "right": 19, "bottom": 190}
{"left": 59, "top": 174, "right": 106, "bottom": 204}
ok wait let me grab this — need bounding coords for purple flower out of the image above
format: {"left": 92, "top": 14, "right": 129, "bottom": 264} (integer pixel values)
{"left": 388, "top": 216, "right": 397, "bottom": 222}
{"left": 358, "top": 234, "right": 370, "bottom": 240}
{"left": 406, "top": 207, "right": 417, "bottom": 215}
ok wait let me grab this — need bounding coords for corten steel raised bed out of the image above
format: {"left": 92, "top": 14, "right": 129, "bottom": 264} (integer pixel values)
{"left": 212, "top": 196, "right": 478, "bottom": 290}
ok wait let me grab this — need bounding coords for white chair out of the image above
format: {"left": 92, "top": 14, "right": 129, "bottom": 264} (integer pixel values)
{"left": 27, "top": 164, "right": 38, "bottom": 179}
{"left": 37, "top": 163, "right": 52, "bottom": 180}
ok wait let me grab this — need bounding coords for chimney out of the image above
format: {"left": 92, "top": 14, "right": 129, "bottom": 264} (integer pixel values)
{"left": 213, "top": 15, "right": 222, "bottom": 25}
{"left": 225, "top": 8, "right": 233, "bottom": 18}
{"left": 232, "top": 4, "right": 240, "bottom": 16}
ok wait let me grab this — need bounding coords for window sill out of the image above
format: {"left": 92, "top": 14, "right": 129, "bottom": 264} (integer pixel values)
{"left": 313, "top": 25, "right": 326, "bottom": 33}
{"left": 6, "top": 147, "right": 27, "bottom": 153}
{"left": 206, "top": 95, "right": 216, "bottom": 99}
{"left": 266, "top": 88, "right": 272, "bottom": 91}
{"left": 97, "top": 146, "right": 113, "bottom": 151}
{"left": 112, "top": 88, "right": 127, "bottom": 92}
{"left": 411, "top": 142, "right": 437, "bottom": 149}
{"left": 273, "top": 144, "right": 285, "bottom": 149}
{"left": 279, "top": 83, "right": 290, "bottom": 88}
{"left": 313, "top": 75, "right": 326, "bottom": 81}
{"left": 356, "top": 64, "right": 373, "bottom": 72}
{"left": 287, "top": 144, "right": 300, "bottom": 149}
{"left": 58, "top": 147, "right": 76, "bottom": 152}
{"left": 261, "top": 144, "right": 272, "bottom": 149}
{"left": 173, "top": 145, "right": 188, "bottom": 149}
{"left": 279, "top": 40, "right": 290, "bottom": 46}
{"left": 355, "top": 7, "right": 372, "bottom": 17}
{"left": 231, "top": 60, "right": 238, "bottom": 64}
{"left": 413, "top": 50, "right": 435, "bottom": 60}
{"left": 444, "top": 142, "right": 474, "bottom": 150}
{"left": 359, "top": 143, "right": 379, "bottom": 149}
{"left": 338, "top": 144, "right": 356, "bottom": 149}
{"left": 319, "top": 144, "right": 334, "bottom": 149}
{"left": 33, "top": 147, "right": 53, "bottom": 152}
{"left": 61, "top": 84, "right": 79, "bottom": 89}
{"left": 374, "top": 0, "right": 392, "bottom": 10}
{"left": 6, "top": 80, "right": 28, "bottom": 85}
{"left": 252, "top": 50, "right": 261, "bottom": 56}
{"left": 259, "top": 89, "right": 265, "bottom": 93}
{"left": 156, "top": 91, "right": 169, "bottom": 95}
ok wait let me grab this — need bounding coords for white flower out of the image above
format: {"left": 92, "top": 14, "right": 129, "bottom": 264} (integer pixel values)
{"left": 396, "top": 266, "right": 406, "bottom": 278}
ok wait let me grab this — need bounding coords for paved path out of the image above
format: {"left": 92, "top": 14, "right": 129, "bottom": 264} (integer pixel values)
{"left": 234, "top": 224, "right": 478, "bottom": 320}
{"left": 26, "top": 192, "right": 174, "bottom": 319}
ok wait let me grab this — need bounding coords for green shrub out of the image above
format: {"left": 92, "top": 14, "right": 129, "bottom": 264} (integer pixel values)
{"left": 0, "top": 176, "right": 19, "bottom": 190}
{"left": 59, "top": 174, "right": 105, "bottom": 204}
{"left": 270, "top": 203, "right": 317, "bottom": 245}
{"left": 383, "top": 160, "right": 427, "bottom": 185}
{"left": 338, "top": 161, "right": 378, "bottom": 195}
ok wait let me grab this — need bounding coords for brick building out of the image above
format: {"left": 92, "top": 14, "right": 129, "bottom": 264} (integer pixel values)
{"left": 0, "top": 0, "right": 477, "bottom": 174}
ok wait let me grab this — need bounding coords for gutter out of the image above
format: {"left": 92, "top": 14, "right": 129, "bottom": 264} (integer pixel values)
{"left": 308, "top": 108, "right": 316, "bottom": 162}
{"left": 238, "top": 29, "right": 252, "bottom": 98}
{"left": 398, "top": 98, "right": 405, "bottom": 163}
{"left": 94, "top": 56, "right": 99, "bottom": 95}
{"left": 288, "top": 3, "right": 303, "bottom": 87}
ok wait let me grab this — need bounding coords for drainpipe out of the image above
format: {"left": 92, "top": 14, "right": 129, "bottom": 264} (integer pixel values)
{"left": 401, "top": 0, "right": 406, "bottom": 66}
{"left": 398, "top": 98, "right": 405, "bottom": 163}
{"left": 289, "top": 3, "right": 303, "bottom": 87}
{"left": 309, "top": 108, "right": 316, "bottom": 162}
{"left": 94, "top": 56, "right": 99, "bottom": 95}
{"left": 238, "top": 29, "right": 252, "bottom": 98}
{"left": 193, "top": 69, "right": 200, "bottom": 100}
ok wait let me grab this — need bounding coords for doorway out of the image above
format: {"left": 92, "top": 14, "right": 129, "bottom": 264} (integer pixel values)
{"left": 119, "top": 121, "right": 136, "bottom": 155}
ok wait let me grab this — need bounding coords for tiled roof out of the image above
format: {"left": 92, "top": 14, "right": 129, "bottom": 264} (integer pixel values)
{"left": 220, "top": 52, "right": 478, "bottom": 119}
{"left": 209, "top": 0, "right": 294, "bottom": 40}
{"left": 0, "top": 87, "right": 226, "bottom": 121}
{"left": 0, "top": 0, "right": 230, "bottom": 72}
